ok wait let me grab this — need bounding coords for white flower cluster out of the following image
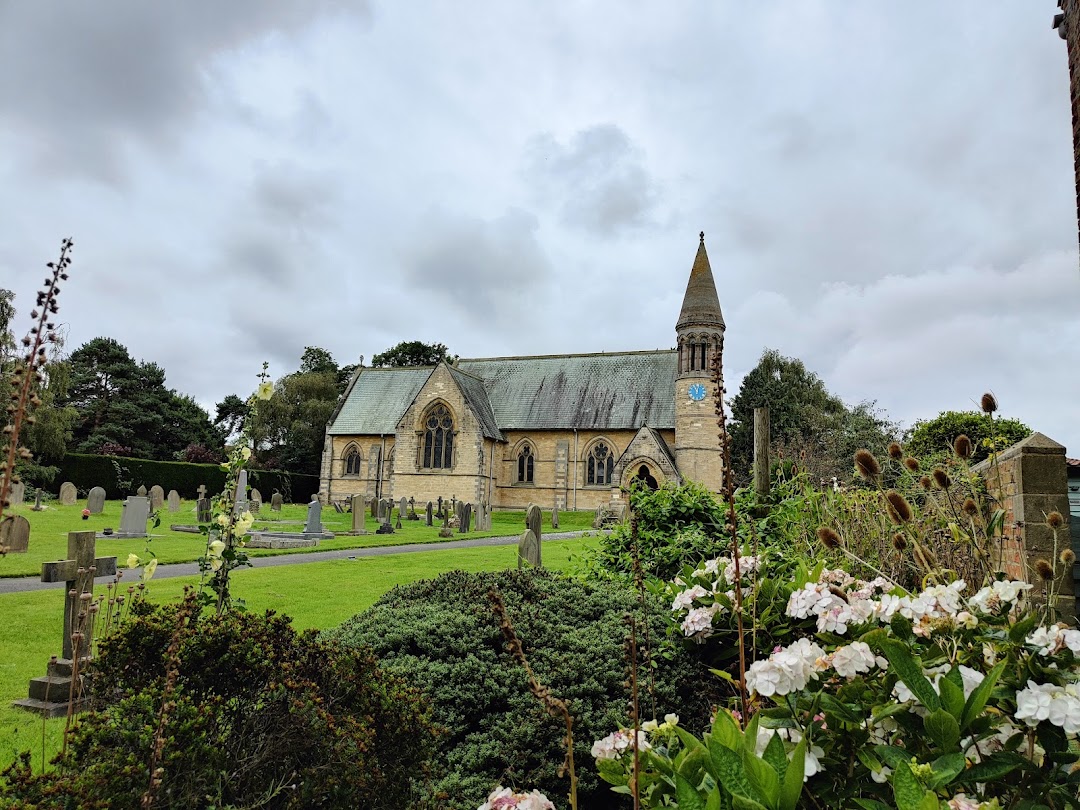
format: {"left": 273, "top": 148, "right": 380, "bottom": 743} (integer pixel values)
{"left": 754, "top": 726, "right": 824, "bottom": 781}
{"left": 1026, "top": 624, "right": 1080, "bottom": 657}
{"left": 590, "top": 729, "right": 651, "bottom": 760}
{"left": 746, "top": 638, "right": 827, "bottom": 697}
{"left": 786, "top": 581, "right": 873, "bottom": 635}
{"left": 670, "top": 554, "right": 759, "bottom": 640}
{"left": 691, "top": 554, "right": 760, "bottom": 585}
{"left": 478, "top": 786, "right": 555, "bottom": 810}
{"left": 827, "top": 642, "right": 886, "bottom": 679}
{"left": 969, "top": 579, "right": 1033, "bottom": 615}
{"left": 1015, "top": 680, "right": 1080, "bottom": 735}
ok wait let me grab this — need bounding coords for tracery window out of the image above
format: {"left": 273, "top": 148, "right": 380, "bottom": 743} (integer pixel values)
{"left": 344, "top": 447, "right": 362, "bottom": 476}
{"left": 587, "top": 442, "right": 615, "bottom": 486}
{"left": 422, "top": 403, "right": 454, "bottom": 469}
{"left": 517, "top": 444, "right": 534, "bottom": 483}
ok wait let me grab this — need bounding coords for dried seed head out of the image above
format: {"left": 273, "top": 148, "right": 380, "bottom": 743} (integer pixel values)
{"left": 1060, "top": 549, "right": 1076, "bottom": 566}
{"left": 887, "top": 442, "right": 903, "bottom": 460}
{"left": 932, "top": 468, "right": 951, "bottom": 490}
{"left": 854, "top": 449, "right": 881, "bottom": 480}
{"left": 953, "top": 434, "right": 973, "bottom": 459}
{"left": 912, "top": 542, "right": 938, "bottom": 572}
{"left": 962, "top": 498, "right": 978, "bottom": 516}
{"left": 980, "top": 393, "right": 998, "bottom": 414}
{"left": 884, "top": 490, "right": 913, "bottom": 523}
{"left": 817, "top": 526, "right": 842, "bottom": 549}
{"left": 892, "top": 532, "right": 908, "bottom": 551}
{"left": 904, "top": 456, "right": 920, "bottom": 473}
{"left": 1047, "top": 511, "right": 1064, "bottom": 529}
{"left": 1035, "top": 559, "right": 1055, "bottom": 581}
{"left": 919, "top": 475, "right": 933, "bottom": 490}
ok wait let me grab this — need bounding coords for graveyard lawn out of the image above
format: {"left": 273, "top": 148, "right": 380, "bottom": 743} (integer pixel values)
{"left": 0, "top": 537, "right": 598, "bottom": 776}
{"left": 0, "top": 501, "right": 595, "bottom": 578}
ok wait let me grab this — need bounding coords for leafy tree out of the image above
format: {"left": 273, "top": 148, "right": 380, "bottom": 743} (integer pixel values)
{"left": 0, "top": 288, "right": 15, "bottom": 368}
{"left": 248, "top": 368, "right": 339, "bottom": 475}
{"left": 370, "top": 340, "right": 454, "bottom": 368}
{"left": 213, "top": 393, "right": 250, "bottom": 443}
{"left": 904, "top": 410, "right": 1031, "bottom": 464}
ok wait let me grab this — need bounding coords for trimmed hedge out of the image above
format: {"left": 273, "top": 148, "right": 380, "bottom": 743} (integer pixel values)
{"left": 51, "top": 453, "right": 319, "bottom": 503}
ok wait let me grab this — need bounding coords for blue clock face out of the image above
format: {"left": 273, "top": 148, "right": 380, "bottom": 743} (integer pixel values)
{"left": 688, "top": 383, "right": 707, "bottom": 402}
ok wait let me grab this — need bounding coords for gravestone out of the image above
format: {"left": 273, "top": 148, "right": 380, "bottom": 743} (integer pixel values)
{"left": 86, "top": 486, "right": 106, "bottom": 514}
{"left": 250, "top": 488, "right": 262, "bottom": 504}
{"left": 408, "top": 496, "right": 418, "bottom": 520}
{"left": 58, "top": 482, "right": 77, "bottom": 505}
{"left": 303, "top": 497, "right": 323, "bottom": 534}
{"left": 148, "top": 485, "right": 165, "bottom": 511}
{"left": 459, "top": 502, "right": 472, "bottom": 534}
{"left": 552, "top": 504, "right": 559, "bottom": 529}
{"left": 518, "top": 529, "right": 541, "bottom": 569}
{"left": 32, "top": 491, "right": 44, "bottom": 511}
{"left": 166, "top": 490, "right": 181, "bottom": 513}
{"left": 425, "top": 501, "right": 433, "bottom": 526}
{"left": 437, "top": 496, "right": 444, "bottom": 519}
{"left": 250, "top": 496, "right": 261, "bottom": 514}
{"left": 451, "top": 495, "right": 457, "bottom": 514}
{"left": 399, "top": 497, "right": 407, "bottom": 523}
{"left": 116, "top": 496, "right": 150, "bottom": 538}
{"left": 395, "top": 512, "right": 402, "bottom": 530}
{"left": 271, "top": 490, "right": 283, "bottom": 511}
{"left": 526, "top": 503, "right": 542, "bottom": 543}
{"left": 14, "top": 530, "right": 117, "bottom": 717}
{"left": 0, "top": 515, "right": 30, "bottom": 553}
{"left": 136, "top": 484, "right": 147, "bottom": 497}
{"left": 370, "top": 497, "right": 378, "bottom": 518}
{"left": 197, "top": 497, "right": 213, "bottom": 523}
{"left": 234, "top": 470, "right": 249, "bottom": 515}
{"left": 9, "top": 480, "right": 25, "bottom": 507}
{"left": 196, "top": 484, "right": 207, "bottom": 500}
{"left": 333, "top": 502, "right": 344, "bottom": 514}
{"left": 351, "top": 494, "right": 367, "bottom": 534}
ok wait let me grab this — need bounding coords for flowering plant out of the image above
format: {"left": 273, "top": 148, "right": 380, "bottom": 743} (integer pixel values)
{"left": 477, "top": 786, "right": 556, "bottom": 810}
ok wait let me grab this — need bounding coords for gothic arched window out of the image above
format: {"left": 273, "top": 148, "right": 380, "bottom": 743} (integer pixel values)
{"left": 422, "top": 403, "right": 454, "bottom": 469}
{"left": 517, "top": 444, "right": 534, "bottom": 483}
{"left": 344, "top": 446, "right": 362, "bottom": 476}
{"left": 587, "top": 442, "right": 615, "bottom": 486}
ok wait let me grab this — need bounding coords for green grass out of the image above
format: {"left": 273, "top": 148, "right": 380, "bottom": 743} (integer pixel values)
{"left": 0, "top": 536, "right": 598, "bottom": 774}
{"left": 0, "top": 501, "right": 595, "bottom": 578}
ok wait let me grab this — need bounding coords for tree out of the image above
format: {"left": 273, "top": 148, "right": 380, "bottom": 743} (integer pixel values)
{"left": 904, "top": 410, "right": 1031, "bottom": 464}
{"left": 213, "top": 394, "right": 250, "bottom": 444}
{"left": 370, "top": 340, "right": 454, "bottom": 368}
{"left": 247, "top": 368, "right": 339, "bottom": 475}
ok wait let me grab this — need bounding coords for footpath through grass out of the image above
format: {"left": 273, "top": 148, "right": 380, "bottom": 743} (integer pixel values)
{"left": 0, "top": 536, "right": 598, "bottom": 775}
{"left": 0, "top": 501, "right": 595, "bottom": 578}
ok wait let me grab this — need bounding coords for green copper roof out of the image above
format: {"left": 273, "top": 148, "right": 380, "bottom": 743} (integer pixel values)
{"left": 326, "top": 367, "right": 431, "bottom": 435}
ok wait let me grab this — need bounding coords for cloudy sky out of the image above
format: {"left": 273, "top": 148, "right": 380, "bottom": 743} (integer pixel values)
{"left": 1, "top": 2, "right": 1078, "bottom": 452}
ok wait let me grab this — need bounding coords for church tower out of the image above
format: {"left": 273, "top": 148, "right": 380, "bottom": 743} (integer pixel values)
{"left": 674, "top": 232, "right": 726, "bottom": 490}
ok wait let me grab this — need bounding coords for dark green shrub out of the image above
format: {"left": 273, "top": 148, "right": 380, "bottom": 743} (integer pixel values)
{"left": 903, "top": 409, "right": 1030, "bottom": 463}
{"left": 2, "top": 601, "right": 435, "bottom": 809}
{"left": 325, "top": 568, "right": 714, "bottom": 810}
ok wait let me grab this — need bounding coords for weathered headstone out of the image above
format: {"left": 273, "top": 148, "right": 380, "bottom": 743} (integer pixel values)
{"left": 14, "top": 530, "right": 117, "bottom": 717}
{"left": 233, "top": 470, "right": 249, "bottom": 515}
{"left": 395, "top": 512, "right": 402, "bottom": 529}
{"left": 136, "top": 485, "right": 147, "bottom": 497}
{"left": 196, "top": 484, "right": 207, "bottom": 500}
{"left": 526, "top": 503, "right": 542, "bottom": 542}
{"left": 58, "top": 482, "right": 77, "bottom": 505}
{"left": 166, "top": 490, "right": 181, "bottom": 513}
{"left": 148, "top": 485, "right": 165, "bottom": 511}
{"left": 517, "top": 529, "right": 541, "bottom": 569}
{"left": 271, "top": 490, "right": 283, "bottom": 511}
{"left": 459, "top": 502, "right": 472, "bottom": 534}
{"left": 370, "top": 497, "right": 378, "bottom": 518}
{"left": 250, "top": 488, "right": 262, "bottom": 504}
{"left": 304, "top": 496, "right": 323, "bottom": 534}
{"left": 197, "top": 497, "right": 213, "bottom": 523}
{"left": 0, "top": 515, "right": 30, "bottom": 553}
{"left": 333, "top": 501, "right": 344, "bottom": 514}
{"left": 399, "top": 497, "right": 407, "bottom": 523}
{"left": 86, "top": 486, "right": 106, "bottom": 514}
{"left": 351, "top": 494, "right": 367, "bottom": 534}
{"left": 32, "top": 490, "right": 43, "bottom": 511}
{"left": 425, "top": 501, "right": 433, "bottom": 526}
{"left": 9, "top": 480, "right": 25, "bottom": 507}
{"left": 250, "top": 496, "right": 261, "bottom": 514}
{"left": 451, "top": 495, "right": 457, "bottom": 513}
{"left": 552, "top": 504, "right": 559, "bottom": 529}
{"left": 117, "top": 495, "right": 150, "bottom": 538}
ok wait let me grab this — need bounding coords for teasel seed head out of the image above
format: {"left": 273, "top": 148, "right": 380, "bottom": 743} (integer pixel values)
{"left": 817, "top": 526, "right": 842, "bottom": 550}
{"left": 962, "top": 498, "right": 978, "bottom": 516}
{"left": 1060, "top": 549, "right": 1076, "bottom": 566}
{"left": 884, "top": 490, "right": 913, "bottom": 524}
{"left": 854, "top": 449, "right": 881, "bottom": 480}
{"left": 904, "top": 456, "right": 920, "bottom": 472}
{"left": 953, "top": 434, "right": 973, "bottom": 459}
{"left": 887, "top": 442, "right": 903, "bottom": 460}
{"left": 892, "top": 532, "right": 908, "bottom": 551}
{"left": 912, "top": 542, "right": 938, "bottom": 572}
{"left": 1047, "top": 511, "right": 1064, "bottom": 529}
{"left": 1034, "top": 559, "right": 1055, "bottom": 581}
{"left": 980, "top": 392, "right": 998, "bottom": 414}
{"left": 919, "top": 475, "right": 932, "bottom": 490}
{"left": 932, "top": 468, "right": 951, "bottom": 490}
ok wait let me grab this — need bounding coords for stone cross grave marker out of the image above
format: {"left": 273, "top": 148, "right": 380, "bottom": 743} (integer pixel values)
{"left": 408, "top": 496, "right": 417, "bottom": 520}
{"left": 518, "top": 529, "right": 541, "bottom": 569}
{"left": 9, "top": 480, "right": 25, "bottom": 507}
{"left": 0, "top": 515, "right": 30, "bottom": 553}
{"left": 351, "top": 494, "right": 366, "bottom": 534}
{"left": 526, "top": 503, "right": 542, "bottom": 544}
{"left": 117, "top": 495, "right": 150, "bottom": 538}
{"left": 271, "top": 490, "right": 282, "bottom": 511}
{"left": 395, "top": 511, "right": 402, "bottom": 530}
{"left": 304, "top": 496, "right": 322, "bottom": 534}
{"left": 451, "top": 495, "right": 456, "bottom": 513}
{"left": 59, "top": 482, "right": 77, "bottom": 505}
{"left": 166, "top": 490, "right": 181, "bottom": 512}
{"left": 86, "top": 486, "right": 106, "bottom": 514}
{"left": 32, "top": 490, "right": 43, "bottom": 511}
{"left": 197, "top": 484, "right": 207, "bottom": 499}
{"left": 148, "top": 485, "right": 165, "bottom": 511}
{"left": 552, "top": 504, "right": 559, "bottom": 529}
{"left": 137, "top": 485, "right": 147, "bottom": 497}
{"left": 436, "top": 496, "right": 443, "bottom": 519}
{"left": 426, "top": 501, "right": 433, "bottom": 526}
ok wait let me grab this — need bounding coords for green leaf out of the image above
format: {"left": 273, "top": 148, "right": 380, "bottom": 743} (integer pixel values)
{"left": 742, "top": 748, "right": 781, "bottom": 810}
{"left": 709, "top": 711, "right": 742, "bottom": 752}
{"left": 708, "top": 737, "right": 761, "bottom": 804}
{"left": 892, "top": 761, "right": 928, "bottom": 810}
{"left": 744, "top": 713, "right": 762, "bottom": 757}
{"left": 938, "top": 672, "right": 965, "bottom": 721}
{"left": 924, "top": 709, "right": 960, "bottom": 751}
{"left": 779, "top": 734, "right": 806, "bottom": 810}
{"left": 918, "top": 792, "right": 941, "bottom": 810}
{"left": 675, "top": 772, "right": 709, "bottom": 810}
{"left": 890, "top": 612, "right": 914, "bottom": 641}
{"left": 853, "top": 801, "right": 892, "bottom": 810}
{"left": 818, "top": 692, "right": 862, "bottom": 725}
{"left": 1009, "top": 613, "right": 1038, "bottom": 644}
{"left": 762, "top": 730, "right": 788, "bottom": 784}
{"left": 873, "top": 635, "right": 941, "bottom": 711}
{"left": 961, "top": 751, "right": 1026, "bottom": 782}
{"left": 875, "top": 745, "right": 914, "bottom": 769}
{"left": 960, "top": 660, "right": 1007, "bottom": 731}
{"left": 732, "top": 796, "right": 770, "bottom": 810}
{"left": 927, "top": 752, "right": 966, "bottom": 790}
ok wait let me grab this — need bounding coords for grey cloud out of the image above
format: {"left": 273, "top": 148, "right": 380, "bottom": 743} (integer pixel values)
{"left": 524, "top": 125, "right": 659, "bottom": 236}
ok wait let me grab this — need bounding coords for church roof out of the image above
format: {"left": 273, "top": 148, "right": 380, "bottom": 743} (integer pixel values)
{"left": 327, "top": 350, "right": 678, "bottom": 437}
{"left": 677, "top": 233, "right": 725, "bottom": 331}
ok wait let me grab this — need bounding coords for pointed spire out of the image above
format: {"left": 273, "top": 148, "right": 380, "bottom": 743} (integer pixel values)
{"left": 677, "top": 232, "right": 725, "bottom": 331}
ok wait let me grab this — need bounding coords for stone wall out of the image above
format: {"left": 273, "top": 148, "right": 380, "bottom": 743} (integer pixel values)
{"left": 974, "top": 432, "right": 1075, "bottom": 620}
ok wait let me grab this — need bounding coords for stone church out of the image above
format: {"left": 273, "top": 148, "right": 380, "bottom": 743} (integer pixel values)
{"left": 318, "top": 233, "right": 726, "bottom": 511}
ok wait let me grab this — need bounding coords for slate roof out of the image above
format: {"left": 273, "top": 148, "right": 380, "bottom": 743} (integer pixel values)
{"left": 328, "top": 350, "right": 678, "bottom": 437}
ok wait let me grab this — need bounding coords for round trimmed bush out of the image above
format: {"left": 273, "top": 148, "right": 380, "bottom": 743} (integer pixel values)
{"left": 325, "top": 568, "right": 714, "bottom": 810}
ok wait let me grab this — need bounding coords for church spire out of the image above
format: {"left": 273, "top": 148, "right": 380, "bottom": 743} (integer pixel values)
{"left": 676, "top": 231, "right": 725, "bottom": 331}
